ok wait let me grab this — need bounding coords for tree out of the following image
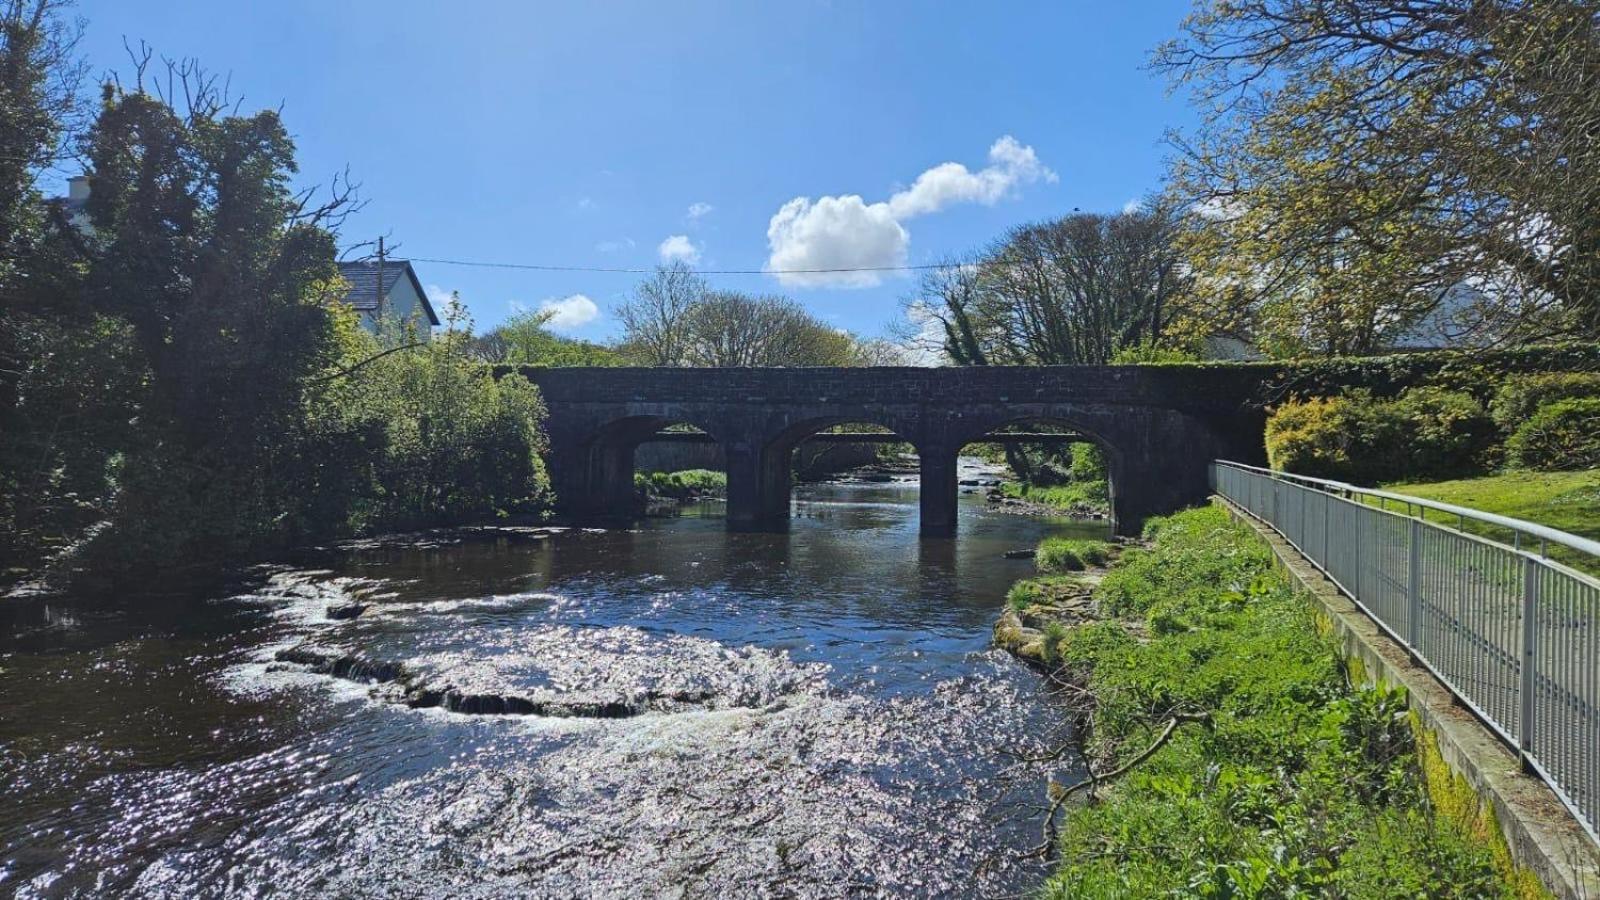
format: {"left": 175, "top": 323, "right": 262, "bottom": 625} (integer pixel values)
{"left": 0, "top": 0, "right": 104, "bottom": 574}
{"left": 907, "top": 205, "right": 1198, "bottom": 366}
{"left": 474, "top": 308, "right": 624, "bottom": 367}
{"left": 0, "top": 0, "right": 82, "bottom": 303}
{"left": 617, "top": 268, "right": 867, "bottom": 367}
{"left": 614, "top": 261, "right": 704, "bottom": 365}
{"left": 679, "top": 291, "right": 857, "bottom": 367}
{"left": 1158, "top": 0, "right": 1600, "bottom": 351}
{"left": 310, "top": 297, "right": 549, "bottom": 533}
{"left": 60, "top": 56, "right": 354, "bottom": 580}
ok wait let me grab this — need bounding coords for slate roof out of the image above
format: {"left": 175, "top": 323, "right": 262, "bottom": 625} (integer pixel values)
{"left": 336, "top": 259, "right": 441, "bottom": 325}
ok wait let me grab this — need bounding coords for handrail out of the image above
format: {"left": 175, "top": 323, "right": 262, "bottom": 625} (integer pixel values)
{"left": 1213, "top": 460, "right": 1600, "bottom": 561}
{"left": 1211, "top": 459, "right": 1600, "bottom": 847}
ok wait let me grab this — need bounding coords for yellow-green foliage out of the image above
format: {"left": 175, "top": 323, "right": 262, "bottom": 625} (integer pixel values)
{"left": 1490, "top": 372, "right": 1600, "bottom": 430}
{"left": 1266, "top": 388, "right": 1494, "bottom": 484}
{"left": 1410, "top": 714, "right": 1552, "bottom": 900}
{"left": 635, "top": 468, "right": 727, "bottom": 500}
{"left": 1041, "top": 505, "right": 1536, "bottom": 898}
{"left": 1007, "top": 574, "right": 1088, "bottom": 612}
{"left": 1505, "top": 398, "right": 1600, "bottom": 472}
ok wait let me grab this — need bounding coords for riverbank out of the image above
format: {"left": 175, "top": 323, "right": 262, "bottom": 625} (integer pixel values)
{"left": 635, "top": 468, "right": 728, "bottom": 504}
{"left": 988, "top": 479, "right": 1110, "bottom": 520}
{"left": 995, "top": 505, "right": 1550, "bottom": 897}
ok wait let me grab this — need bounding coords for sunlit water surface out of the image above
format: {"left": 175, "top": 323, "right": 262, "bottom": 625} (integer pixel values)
{"left": 1, "top": 462, "right": 1107, "bottom": 897}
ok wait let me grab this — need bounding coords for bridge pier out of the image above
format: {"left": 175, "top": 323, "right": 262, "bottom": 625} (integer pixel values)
{"left": 725, "top": 443, "right": 790, "bottom": 529}
{"left": 918, "top": 446, "right": 959, "bottom": 536}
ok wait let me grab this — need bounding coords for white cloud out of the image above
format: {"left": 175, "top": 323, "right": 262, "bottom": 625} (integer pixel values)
{"left": 595, "top": 236, "right": 636, "bottom": 253}
{"left": 537, "top": 293, "right": 600, "bottom": 332}
{"left": 425, "top": 284, "right": 459, "bottom": 310}
{"left": 884, "top": 136, "right": 1056, "bottom": 219}
{"left": 658, "top": 234, "right": 701, "bottom": 264}
{"left": 765, "top": 135, "right": 1054, "bottom": 288}
{"left": 765, "top": 195, "right": 909, "bottom": 288}
{"left": 1123, "top": 198, "right": 1144, "bottom": 215}
{"left": 577, "top": 196, "right": 595, "bottom": 210}
{"left": 687, "top": 201, "right": 714, "bottom": 220}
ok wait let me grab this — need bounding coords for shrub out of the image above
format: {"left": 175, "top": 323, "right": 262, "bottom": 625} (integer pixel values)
{"left": 1489, "top": 372, "right": 1600, "bottom": 429}
{"left": 1266, "top": 388, "right": 1491, "bottom": 484}
{"left": 1505, "top": 398, "right": 1600, "bottom": 471}
{"left": 307, "top": 302, "right": 551, "bottom": 534}
{"left": 636, "top": 468, "right": 727, "bottom": 500}
{"left": 1000, "top": 479, "right": 1109, "bottom": 510}
{"left": 1037, "top": 537, "right": 1110, "bottom": 573}
{"left": 1387, "top": 386, "right": 1496, "bottom": 478}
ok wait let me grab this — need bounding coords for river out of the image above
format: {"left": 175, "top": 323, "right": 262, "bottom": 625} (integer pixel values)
{"left": 1, "top": 460, "right": 1108, "bottom": 898}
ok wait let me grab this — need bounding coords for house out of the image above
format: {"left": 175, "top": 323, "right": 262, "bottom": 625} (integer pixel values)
{"left": 335, "top": 259, "right": 441, "bottom": 339}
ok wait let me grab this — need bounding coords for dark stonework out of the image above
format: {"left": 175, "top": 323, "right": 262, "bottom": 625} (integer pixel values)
{"left": 513, "top": 365, "right": 1271, "bottom": 536}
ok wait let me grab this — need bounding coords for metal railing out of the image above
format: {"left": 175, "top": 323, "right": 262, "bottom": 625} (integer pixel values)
{"left": 1211, "top": 460, "right": 1600, "bottom": 846}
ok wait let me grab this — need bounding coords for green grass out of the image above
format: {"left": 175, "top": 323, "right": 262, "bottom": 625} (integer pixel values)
{"left": 1036, "top": 537, "right": 1110, "bottom": 573}
{"left": 1007, "top": 574, "right": 1088, "bottom": 611}
{"left": 1000, "top": 479, "right": 1109, "bottom": 511}
{"left": 1039, "top": 505, "right": 1527, "bottom": 898}
{"left": 634, "top": 469, "right": 727, "bottom": 500}
{"left": 1379, "top": 469, "right": 1600, "bottom": 576}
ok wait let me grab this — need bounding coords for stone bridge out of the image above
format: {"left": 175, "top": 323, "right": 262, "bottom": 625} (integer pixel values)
{"left": 517, "top": 365, "right": 1270, "bottom": 536}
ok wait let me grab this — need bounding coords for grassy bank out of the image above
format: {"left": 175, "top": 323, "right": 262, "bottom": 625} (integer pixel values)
{"left": 999, "top": 479, "right": 1109, "bottom": 513}
{"left": 1030, "top": 505, "right": 1541, "bottom": 898}
{"left": 1381, "top": 469, "right": 1600, "bottom": 576}
{"left": 634, "top": 469, "right": 727, "bottom": 501}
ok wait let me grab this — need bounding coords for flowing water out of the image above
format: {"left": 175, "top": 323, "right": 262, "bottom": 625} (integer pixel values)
{"left": 1, "top": 461, "right": 1108, "bottom": 898}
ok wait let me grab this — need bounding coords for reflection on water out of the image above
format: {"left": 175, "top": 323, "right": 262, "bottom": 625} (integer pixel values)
{"left": 0, "top": 461, "right": 1107, "bottom": 897}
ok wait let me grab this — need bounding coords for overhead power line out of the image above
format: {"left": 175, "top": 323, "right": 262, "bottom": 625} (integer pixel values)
{"left": 407, "top": 255, "right": 958, "bottom": 276}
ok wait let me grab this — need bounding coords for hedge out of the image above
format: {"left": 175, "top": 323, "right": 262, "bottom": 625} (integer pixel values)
{"left": 1505, "top": 398, "right": 1600, "bottom": 471}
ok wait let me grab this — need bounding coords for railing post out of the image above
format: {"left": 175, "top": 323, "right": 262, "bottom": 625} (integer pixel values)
{"left": 1322, "top": 488, "right": 1331, "bottom": 565}
{"left": 1518, "top": 555, "right": 1539, "bottom": 773}
{"left": 1299, "top": 482, "right": 1307, "bottom": 546}
{"left": 1408, "top": 516, "right": 1423, "bottom": 651}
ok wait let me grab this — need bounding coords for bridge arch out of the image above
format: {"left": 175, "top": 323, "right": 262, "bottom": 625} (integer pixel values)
{"left": 950, "top": 414, "right": 1122, "bottom": 530}
{"left": 752, "top": 415, "right": 919, "bottom": 526}
{"left": 561, "top": 414, "right": 725, "bottom": 520}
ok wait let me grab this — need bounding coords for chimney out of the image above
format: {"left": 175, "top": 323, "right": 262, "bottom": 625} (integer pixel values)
{"left": 68, "top": 175, "right": 90, "bottom": 202}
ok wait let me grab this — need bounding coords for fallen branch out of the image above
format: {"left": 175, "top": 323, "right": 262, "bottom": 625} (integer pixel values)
{"left": 1016, "top": 709, "right": 1211, "bottom": 862}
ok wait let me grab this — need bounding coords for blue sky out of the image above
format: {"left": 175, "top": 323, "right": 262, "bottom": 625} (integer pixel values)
{"left": 62, "top": 0, "right": 1198, "bottom": 341}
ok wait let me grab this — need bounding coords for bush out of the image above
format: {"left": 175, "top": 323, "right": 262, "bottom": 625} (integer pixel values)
{"left": 1387, "top": 386, "right": 1497, "bottom": 478}
{"left": 1266, "top": 388, "right": 1492, "bottom": 484}
{"left": 636, "top": 468, "right": 727, "bottom": 500}
{"left": 1505, "top": 398, "right": 1600, "bottom": 471}
{"left": 1000, "top": 479, "right": 1110, "bottom": 511}
{"left": 309, "top": 302, "right": 551, "bottom": 534}
{"left": 1489, "top": 372, "right": 1600, "bottom": 429}
{"left": 1037, "top": 537, "right": 1110, "bottom": 573}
